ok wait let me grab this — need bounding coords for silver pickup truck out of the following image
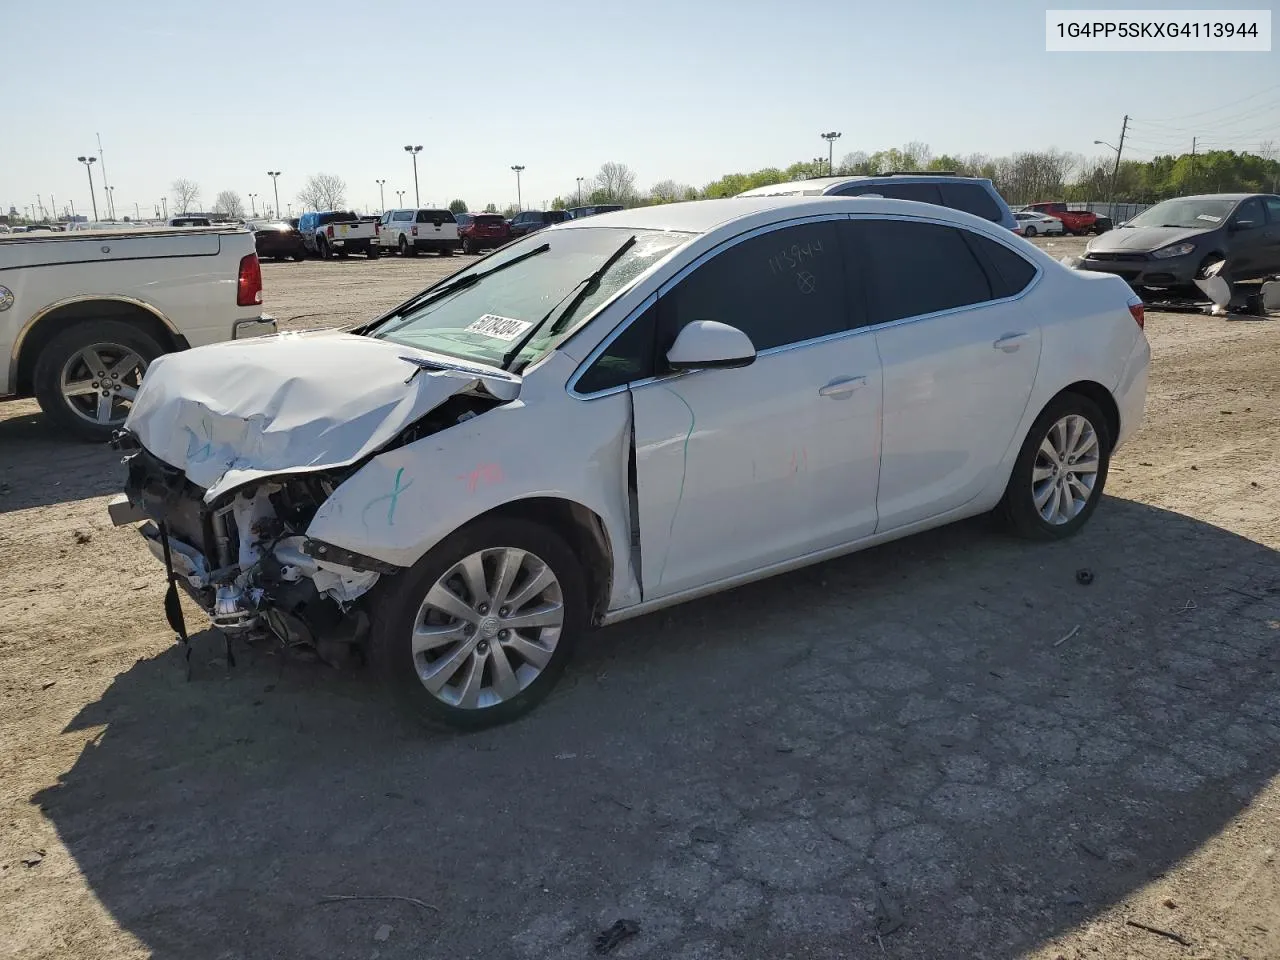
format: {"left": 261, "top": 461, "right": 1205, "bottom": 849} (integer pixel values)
{"left": 0, "top": 224, "right": 276, "bottom": 441}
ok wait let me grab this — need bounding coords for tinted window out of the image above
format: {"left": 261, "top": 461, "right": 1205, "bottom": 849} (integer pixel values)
{"left": 417, "top": 209, "right": 455, "bottom": 223}
{"left": 856, "top": 219, "right": 992, "bottom": 322}
{"left": 547, "top": 210, "right": 568, "bottom": 223}
{"left": 660, "top": 221, "right": 849, "bottom": 353}
{"left": 965, "top": 233, "right": 1037, "bottom": 298}
{"left": 393, "top": 211, "right": 413, "bottom": 222}
{"left": 576, "top": 304, "right": 659, "bottom": 393}
{"left": 843, "top": 182, "right": 944, "bottom": 205}
{"left": 940, "top": 182, "right": 1003, "bottom": 222}
{"left": 476, "top": 215, "right": 505, "bottom": 225}
{"left": 1264, "top": 196, "right": 1280, "bottom": 223}
{"left": 1233, "top": 197, "right": 1265, "bottom": 227}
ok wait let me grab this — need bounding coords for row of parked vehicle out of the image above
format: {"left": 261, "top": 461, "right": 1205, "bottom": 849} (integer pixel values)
{"left": 247, "top": 203, "right": 627, "bottom": 262}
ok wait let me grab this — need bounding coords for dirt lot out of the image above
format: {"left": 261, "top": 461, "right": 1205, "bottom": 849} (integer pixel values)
{"left": 1, "top": 237, "right": 1278, "bottom": 960}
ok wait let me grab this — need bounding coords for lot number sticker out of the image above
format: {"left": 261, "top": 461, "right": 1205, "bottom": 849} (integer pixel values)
{"left": 466, "top": 314, "right": 533, "bottom": 341}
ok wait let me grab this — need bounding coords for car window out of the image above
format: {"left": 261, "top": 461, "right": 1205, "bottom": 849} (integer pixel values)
{"left": 854, "top": 219, "right": 993, "bottom": 323}
{"left": 576, "top": 303, "right": 659, "bottom": 393}
{"left": 394, "top": 211, "right": 412, "bottom": 222}
{"left": 1233, "top": 197, "right": 1265, "bottom": 228}
{"left": 844, "top": 182, "right": 945, "bottom": 205}
{"left": 660, "top": 221, "right": 850, "bottom": 353}
{"left": 1264, "top": 196, "right": 1280, "bottom": 224}
{"left": 940, "top": 182, "right": 1003, "bottom": 222}
{"left": 417, "top": 209, "right": 455, "bottom": 223}
{"left": 476, "top": 215, "right": 505, "bottom": 226}
{"left": 964, "top": 233, "right": 1037, "bottom": 298}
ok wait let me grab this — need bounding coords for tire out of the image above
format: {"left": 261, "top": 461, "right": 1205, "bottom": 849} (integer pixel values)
{"left": 1023, "top": 225, "right": 1037, "bottom": 238}
{"left": 369, "top": 516, "right": 587, "bottom": 730}
{"left": 318, "top": 237, "right": 330, "bottom": 260}
{"left": 461, "top": 237, "right": 473, "bottom": 255}
{"left": 367, "top": 245, "right": 379, "bottom": 260}
{"left": 439, "top": 245, "right": 453, "bottom": 257}
{"left": 32, "top": 319, "right": 165, "bottom": 443}
{"left": 292, "top": 252, "right": 305, "bottom": 262}
{"left": 399, "top": 235, "right": 416, "bottom": 257}
{"left": 996, "top": 393, "right": 1112, "bottom": 541}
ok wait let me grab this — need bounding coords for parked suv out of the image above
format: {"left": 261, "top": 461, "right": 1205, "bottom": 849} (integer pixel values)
{"left": 737, "top": 173, "right": 1018, "bottom": 232}
{"left": 508, "top": 209, "right": 567, "bottom": 239}
{"left": 378, "top": 208, "right": 459, "bottom": 256}
{"left": 458, "top": 212, "right": 512, "bottom": 254}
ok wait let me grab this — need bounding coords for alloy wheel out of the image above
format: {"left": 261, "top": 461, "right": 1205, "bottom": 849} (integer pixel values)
{"left": 1032, "top": 414, "right": 1100, "bottom": 525}
{"left": 60, "top": 343, "right": 146, "bottom": 427}
{"left": 411, "top": 548, "right": 564, "bottom": 709}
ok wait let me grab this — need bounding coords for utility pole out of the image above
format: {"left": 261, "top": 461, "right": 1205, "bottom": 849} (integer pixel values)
{"left": 96, "top": 133, "right": 113, "bottom": 218}
{"left": 1190, "top": 136, "right": 1197, "bottom": 191}
{"left": 1107, "top": 115, "right": 1128, "bottom": 223}
{"left": 135, "top": 202, "right": 140, "bottom": 220}
{"left": 511, "top": 165, "right": 525, "bottom": 210}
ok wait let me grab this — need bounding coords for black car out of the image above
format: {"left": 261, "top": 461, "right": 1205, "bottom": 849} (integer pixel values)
{"left": 251, "top": 220, "right": 307, "bottom": 261}
{"left": 507, "top": 209, "right": 567, "bottom": 239}
{"left": 1080, "top": 193, "right": 1280, "bottom": 292}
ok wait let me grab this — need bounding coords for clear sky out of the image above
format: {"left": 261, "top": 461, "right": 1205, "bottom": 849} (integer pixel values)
{"left": 2, "top": 0, "right": 1276, "bottom": 219}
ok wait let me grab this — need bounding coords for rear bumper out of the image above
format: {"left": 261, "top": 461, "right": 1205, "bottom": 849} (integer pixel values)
{"left": 413, "top": 238, "right": 457, "bottom": 251}
{"left": 233, "top": 314, "right": 277, "bottom": 339}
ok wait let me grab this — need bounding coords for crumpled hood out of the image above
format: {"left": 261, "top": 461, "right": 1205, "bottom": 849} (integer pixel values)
{"left": 1088, "top": 225, "right": 1208, "bottom": 254}
{"left": 125, "top": 330, "right": 520, "bottom": 502}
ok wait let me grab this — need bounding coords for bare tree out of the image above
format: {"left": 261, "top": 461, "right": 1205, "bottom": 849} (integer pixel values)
{"left": 594, "top": 162, "right": 638, "bottom": 205}
{"left": 296, "top": 173, "right": 348, "bottom": 212}
{"left": 214, "top": 190, "right": 246, "bottom": 218}
{"left": 171, "top": 178, "right": 201, "bottom": 214}
{"left": 648, "top": 179, "right": 693, "bottom": 204}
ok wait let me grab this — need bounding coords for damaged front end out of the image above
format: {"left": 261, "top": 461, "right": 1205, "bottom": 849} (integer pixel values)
{"left": 109, "top": 442, "right": 396, "bottom": 659}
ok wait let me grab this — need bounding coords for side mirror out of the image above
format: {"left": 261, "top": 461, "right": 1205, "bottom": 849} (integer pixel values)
{"left": 666, "top": 320, "right": 757, "bottom": 371}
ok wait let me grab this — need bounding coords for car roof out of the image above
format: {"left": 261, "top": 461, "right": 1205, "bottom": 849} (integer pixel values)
{"left": 736, "top": 174, "right": 992, "bottom": 198}
{"left": 555, "top": 195, "right": 1015, "bottom": 237}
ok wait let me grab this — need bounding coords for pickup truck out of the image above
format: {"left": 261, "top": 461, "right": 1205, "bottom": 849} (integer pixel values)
{"left": 297, "top": 210, "right": 379, "bottom": 259}
{"left": 1023, "top": 202, "right": 1112, "bottom": 235}
{"left": 0, "top": 224, "right": 276, "bottom": 441}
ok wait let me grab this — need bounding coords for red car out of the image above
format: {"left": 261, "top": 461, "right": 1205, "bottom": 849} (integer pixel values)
{"left": 457, "top": 213, "right": 512, "bottom": 254}
{"left": 1023, "top": 202, "right": 1111, "bottom": 236}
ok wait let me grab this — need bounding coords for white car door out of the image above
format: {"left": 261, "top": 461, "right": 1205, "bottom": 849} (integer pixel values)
{"left": 614, "top": 218, "right": 884, "bottom": 599}
{"left": 848, "top": 216, "right": 1043, "bottom": 532}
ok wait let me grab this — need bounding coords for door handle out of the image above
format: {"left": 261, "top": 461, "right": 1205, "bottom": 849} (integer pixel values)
{"left": 818, "top": 376, "right": 867, "bottom": 398}
{"left": 993, "top": 333, "right": 1029, "bottom": 353}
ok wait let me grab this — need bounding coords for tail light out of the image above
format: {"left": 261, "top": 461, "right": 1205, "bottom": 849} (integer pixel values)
{"left": 326, "top": 224, "right": 334, "bottom": 238}
{"left": 412, "top": 226, "right": 419, "bottom": 237}
{"left": 374, "top": 222, "right": 380, "bottom": 235}
{"left": 237, "top": 254, "right": 263, "bottom": 306}
{"left": 1127, "top": 300, "right": 1145, "bottom": 330}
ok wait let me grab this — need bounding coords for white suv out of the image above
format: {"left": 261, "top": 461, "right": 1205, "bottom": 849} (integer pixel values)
{"left": 378, "top": 208, "right": 459, "bottom": 257}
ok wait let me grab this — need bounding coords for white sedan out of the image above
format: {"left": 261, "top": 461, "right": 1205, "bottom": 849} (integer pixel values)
{"left": 111, "top": 196, "right": 1150, "bottom": 729}
{"left": 1013, "top": 210, "right": 1066, "bottom": 237}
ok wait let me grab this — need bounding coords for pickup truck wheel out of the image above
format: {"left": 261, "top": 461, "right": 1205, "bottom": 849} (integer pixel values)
{"left": 318, "top": 237, "right": 331, "bottom": 259}
{"left": 367, "top": 245, "right": 379, "bottom": 259}
{"left": 370, "top": 517, "right": 587, "bottom": 730}
{"left": 1023, "top": 225, "right": 1037, "bottom": 238}
{"left": 439, "top": 245, "right": 454, "bottom": 257}
{"left": 399, "top": 235, "right": 417, "bottom": 258}
{"left": 33, "top": 320, "right": 163, "bottom": 443}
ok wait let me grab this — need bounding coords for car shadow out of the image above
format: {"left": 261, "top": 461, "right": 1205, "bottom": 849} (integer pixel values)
{"left": 33, "top": 496, "right": 1280, "bottom": 959}
{"left": 0, "top": 403, "right": 124, "bottom": 512}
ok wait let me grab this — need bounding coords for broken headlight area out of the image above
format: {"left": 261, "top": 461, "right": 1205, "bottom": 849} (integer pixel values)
{"left": 118, "top": 444, "right": 396, "bottom": 659}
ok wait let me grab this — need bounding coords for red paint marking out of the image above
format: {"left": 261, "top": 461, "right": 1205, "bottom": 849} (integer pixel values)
{"left": 459, "top": 463, "right": 503, "bottom": 493}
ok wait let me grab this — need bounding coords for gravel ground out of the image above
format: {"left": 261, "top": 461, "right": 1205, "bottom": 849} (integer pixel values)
{"left": 1, "top": 237, "right": 1277, "bottom": 960}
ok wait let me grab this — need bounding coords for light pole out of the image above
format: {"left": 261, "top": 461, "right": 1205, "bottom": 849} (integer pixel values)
{"left": 511, "top": 165, "right": 525, "bottom": 211}
{"left": 376, "top": 179, "right": 386, "bottom": 211}
{"left": 403, "top": 146, "right": 422, "bottom": 206}
{"left": 266, "top": 171, "right": 281, "bottom": 220}
{"left": 248, "top": 193, "right": 258, "bottom": 217}
{"left": 1094, "top": 137, "right": 1121, "bottom": 221}
{"left": 820, "top": 132, "right": 841, "bottom": 174}
{"left": 76, "top": 156, "right": 99, "bottom": 220}
{"left": 161, "top": 197, "right": 167, "bottom": 218}
{"left": 105, "top": 187, "right": 115, "bottom": 219}
{"left": 96, "top": 133, "right": 113, "bottom": 217}
{"left": 576, "top": 176, "right": 584, "bottom": 205}
{"left": 396, "top": 189, "right": 405, "bottom": 207}
{"left": 812, "top": 157, "right": 826, "bottom": 178}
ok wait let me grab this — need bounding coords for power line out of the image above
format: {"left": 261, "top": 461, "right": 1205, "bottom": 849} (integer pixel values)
{"left": 1133, "top": 98, "right": 1280, "bottom": 136}
{"left": 1131, "top": 83, "right": 1280, "bottom": 124}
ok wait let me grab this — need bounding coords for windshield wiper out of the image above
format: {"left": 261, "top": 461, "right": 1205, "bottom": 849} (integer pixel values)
{"left": 373, "top": 242, "right": 550, "bottom": 337}
{"left": 499, "top": 235, "right": 637, "bottom": 370}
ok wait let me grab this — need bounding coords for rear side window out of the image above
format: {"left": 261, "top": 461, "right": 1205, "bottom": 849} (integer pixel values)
{"left": 940, "top": 182, "right": 1003, "bottom": 222}
{"left": 855, "top": 219, "right": 993, "bottom": 322}
{"left": 964, "top": 234, "right": 1037, "bottom": 298}
{"left": 576, "top": 304, "right": 659, "bottom": 393}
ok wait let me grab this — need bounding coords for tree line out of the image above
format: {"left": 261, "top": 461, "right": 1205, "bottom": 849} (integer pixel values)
{"left": 161, "top": 143, "right": 1278, "bottom": 223}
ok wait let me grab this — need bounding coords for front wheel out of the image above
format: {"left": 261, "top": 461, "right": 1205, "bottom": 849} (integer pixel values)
{"left": 996, "top": 393, "right": 1111, "bottom": 541}
{"left": 370, "top": 517, "right": 587, "bottom": 730}
{"left": 1023, "top": 225, "right": 1037, "bottom": 238}
{"left": 32, "top": 319, "right": 164, "bottom": 443}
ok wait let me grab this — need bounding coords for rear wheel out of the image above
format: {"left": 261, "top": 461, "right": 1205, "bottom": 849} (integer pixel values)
{"left": 997, "top": 393, "right": 1111, "bottom": 541}
{"left": 367, "top": 245, "right": 379, "bottom": 259}
{"left": 1023, "top": 225, "right": 1037, "bottom": 238}
{"left": 400, "top": 235, "right": 416, "bottom": 257}
{"left": 370, "top": 517, "right": 586, "bottom": 730}
{"left": 32, "top": 319, "right": 164, "bottom": 443}
{"left": 461, "top": 236, "right": 473, "bottom": 255}
{"left": 318, "top": 237, "right": 330, "bottom": 259}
